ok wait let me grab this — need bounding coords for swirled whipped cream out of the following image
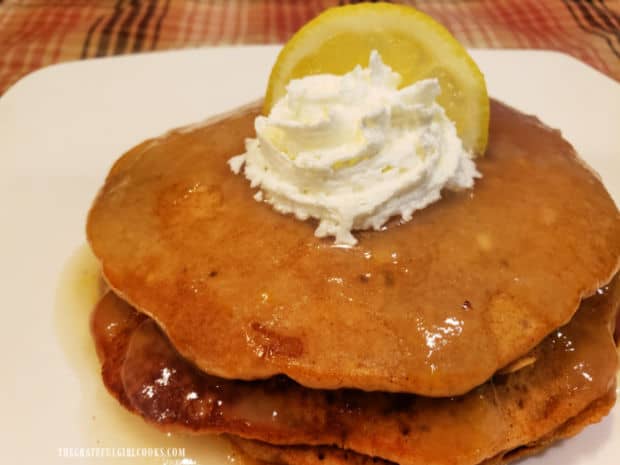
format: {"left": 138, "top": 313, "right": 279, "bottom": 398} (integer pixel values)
{"left": 228, "top": 51, "right": 480, "bottom": 245}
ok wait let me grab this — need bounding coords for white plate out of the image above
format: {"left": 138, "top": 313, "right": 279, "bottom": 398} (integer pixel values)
{"left": 0, "top": 46, "right": 618, "bottom": 465}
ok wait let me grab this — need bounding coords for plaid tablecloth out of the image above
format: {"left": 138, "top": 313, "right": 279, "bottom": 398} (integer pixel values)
{"left": 0, "top": 0, "right": 619, "bottom": 95}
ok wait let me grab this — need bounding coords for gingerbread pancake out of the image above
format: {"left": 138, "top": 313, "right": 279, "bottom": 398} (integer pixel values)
{"left": 87, "top": 100, "right": 620, "bottom": 396}
{"left": 91, "top": 274, "right": 619, "bottom": 465}
{"left": 227, "top": 389, "right": 616, "bottom": 465}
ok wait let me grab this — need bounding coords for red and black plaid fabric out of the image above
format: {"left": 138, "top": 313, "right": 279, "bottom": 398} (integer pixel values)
{"left": 1, "top": 0, "right": 619, "bottom": 95}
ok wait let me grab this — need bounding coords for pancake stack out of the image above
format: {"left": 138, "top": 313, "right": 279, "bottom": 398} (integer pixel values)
{"left": 87, "top": 99, "right": 620, "bottom": 465}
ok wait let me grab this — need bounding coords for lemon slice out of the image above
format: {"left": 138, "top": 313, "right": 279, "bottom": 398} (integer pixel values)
{"left": 264, "top": 3, "right": 489, "bottom": 155}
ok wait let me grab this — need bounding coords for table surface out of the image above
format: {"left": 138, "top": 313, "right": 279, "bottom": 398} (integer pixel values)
{"left": 1, "top": 0, "right": 619, "bottom": 96}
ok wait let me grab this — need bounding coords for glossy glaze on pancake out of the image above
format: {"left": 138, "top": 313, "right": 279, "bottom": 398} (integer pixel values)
{"left": 91, "top": 276, "right": 619, "bottom": 465}
{"left": 87, "top": 99, "right": 620, "bottom": 396}
{"left": 228, "top": 388, "right": 616, "bottom": 465}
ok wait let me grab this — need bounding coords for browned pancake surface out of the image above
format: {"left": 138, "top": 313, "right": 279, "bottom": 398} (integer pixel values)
{"left": 91, "top": 276, "right": 619, "bottom": 465}
{"left": 228, "top": 388, "right": 616, "bottom": 465}
{"left": 87, "top": 100, "right": 620, "bottom": 395}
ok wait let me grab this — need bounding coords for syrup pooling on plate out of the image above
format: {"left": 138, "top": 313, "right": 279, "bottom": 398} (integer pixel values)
{"left": 56, "top": 245, "right": 236, "bottom": 465}
{"left": 92, "top": 280, "right": 619, "bottom": 465}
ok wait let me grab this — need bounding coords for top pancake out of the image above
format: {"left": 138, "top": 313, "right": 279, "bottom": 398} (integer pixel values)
{"left": 87, "top": 99, "right": 620, "bottom": 396}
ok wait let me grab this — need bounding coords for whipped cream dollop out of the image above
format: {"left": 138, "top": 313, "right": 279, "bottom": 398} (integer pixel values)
{"left": 228, "top": 51, "right": 480, "bottom": 245}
